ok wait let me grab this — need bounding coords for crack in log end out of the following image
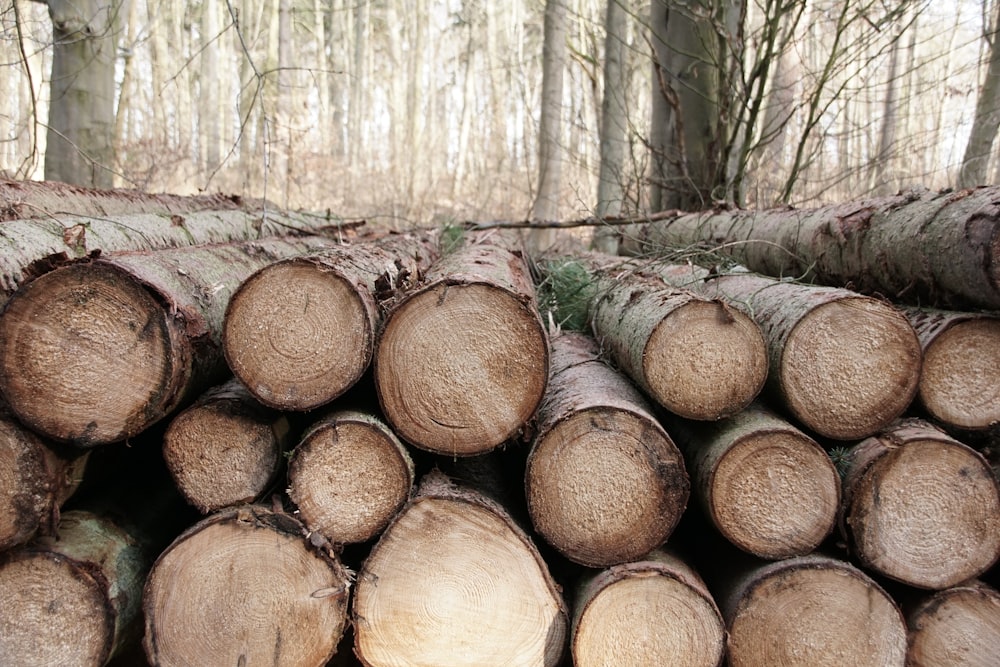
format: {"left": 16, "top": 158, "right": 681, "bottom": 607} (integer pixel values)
{"left": 310, "top": 585, "right": 348, "bottom": 600}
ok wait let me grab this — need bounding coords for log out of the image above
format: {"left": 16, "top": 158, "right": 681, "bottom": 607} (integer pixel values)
{"left": 0, "top": 235, "right": 334, "bottom": 446}
{"left": 287, "top": 408, "right": 414, "bottom": 545}
{"left": 525, "top": 332, "right": 689, "bottom": 567}
{"left": 0, "top": 413, "right": 88, "bottom": 550}
{"left": 664, "top": 402, "right": 840, "bottom": 560}
{"left": 352, "top": 469, "right": 567, "bottom": 666}
{"left": 562, "top": 254, "right": 768, "bottom": 420}
{"left": 374, "top": 230, "right": 548, "bottom": 455}
{"left": 655, "top": 267, "right": 922, "bottom": 440}
{"left": 142, "top": 505, "right": 350, "bottom": 667}
{"left": 162, "top": 379, "right": 292, "bottom": 514}
{"left": 906, "top": 580, "right": 1000, "bottom": 667}
{"left": 571, "top": 549, "right": 725, "bottom": 667}
{"left": 718, "top": 554, "right": 907, "bottom": 666}
{"left": 224, "top": 232, "right": 439, "bottom": 410}
{"left": 0, "top": 510, "right": 147, "bottom": 666}
{"left": 618, "top": 185, "right": 1000, "bottom": 310}
{"left": 841, "top": 418, "right": 1000, "bottom": 589}
{"left": 904, "top": 307, "right": 1000, "bottom": 431}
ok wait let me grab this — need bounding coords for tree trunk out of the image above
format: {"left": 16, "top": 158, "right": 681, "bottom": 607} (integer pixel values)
{"left": 619, "top": 185, "right": 1000, "bottom": 311}
{"left": 664, "top": 402, "right": 840, "bottom": 560}
{"left": 0, "top": 510, "right": 146, "bottom": 666}
{"left": 655, "top": 267, "right": 921, "bottom": 440}
{"left": 528, "top": 0, "right": 568, "bottom": 253}
{"left": 287, "top": 408, "right": 414, "bottom": 546}
{"left": 904, "top": 307, "right": 1000, "bottom": 431}
{"left": 224, "top": 232, "right": 439, "bottom": 410}
{"left": 374, "top": 231, "right": 548, "bottom": 456}
{"left": 143, "top": 505, "right": 350, "bottom": 667}
{"left": 43, "top": 0, "right": 122, "bottom": 187}
{"left": 717, "top": 554, "right": 907, "bottom": 666}
{"left": 580, "top": 255, "right": 767, "bottom": 420}
{"left": 0, "top": 414, "right": 88, "bottom": 550}
{"left": 840, "top": 418, "right": 1000, "bottom": 590}
{"left": 352, "top": 469, "right": 568, "bottom": 667}
{"left": 960, "top": 0, "right": 1000, "bottom": 188}
{"left": 525, "top": 332, "right": 689, "bottom": 568}
{"left": 0, "top": 235, "right": 335, "bottom": 446}
{"left": 163, "top": 379, "right": 291, "bottom": 514}
{"left": 906, "top": 580, "right": 1000, "bottom": 667}
{"left": 571, "top": 549, "right": 725, "bottom": 667}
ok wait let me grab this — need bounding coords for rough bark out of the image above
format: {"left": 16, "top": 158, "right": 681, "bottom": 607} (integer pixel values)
{"left": 525, "top": 332, "right": 689, "bottom": 567}
{"left": 618, "top": 186, "right": 1000, "bottom": 311}
{"left": 841, "top": 418, "right": 1000, "bottom": 589}
{"left": 0, "top": 206, "right": 360, "bottom": 307}
{"left": 287, "top": 408, "right": 414, "bottom": 545}
{"left": 0, "top": 413, "right": 88, "bottom": 550}
{"left": 904, "top": 307, "right": 1000, "bottom": 431}
{"left": 224, "top": 232, "right": 439, "bottom": 410}
{"left": 664, "top": 402, "right": 840, "bottom": 560}
{"left": 906, "top": 580, "right": 1000, "bottom": 667}
{"left": 0, "top": 510, "right": 146, "bottom": 666}
{"left": 655, "top": 268, "right": 921, "bottom": 440}
{"left": 352, "top": 470, "right": 568, "bottom": 666}
{"left": 718, "top": 554, "right": 907, "bottom": 666}
{"left": 374, "top": 230, "right": 548, "bottom": 455}
{"left": 0, "top": 235, "right": 334, "bottom": 446}
{"left": 143, "top": 505, "right": 350, "bottom": 667}
{"left": 163, "top": 379, "right": 292, "bottom": 514}
{"left": 583, "top": 255, "right": 768, "bottom": 420}
{"left": 571, "top": 549, "right": 725, "bottom": 667}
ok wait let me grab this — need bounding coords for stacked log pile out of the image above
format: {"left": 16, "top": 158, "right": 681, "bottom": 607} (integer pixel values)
{"left": 0, "top": 179, "right": 998, "bottom": 666}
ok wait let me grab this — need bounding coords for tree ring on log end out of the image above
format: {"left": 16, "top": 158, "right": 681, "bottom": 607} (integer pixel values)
{"left": 781, "top": 297, "right": 920, "bottom": 440}
{"left": 375, "top": 281, "right": 548, "bottom": 455}
{"left": 920, "top": 318, "right": 1000, "bottom": 430}
{"left": 907, "top": 582, "right": 1000, "bottom": 667}
{"left": 727, "top": 558, "right": 906, "bottom": 666}
{"left": 846, "top": 438, "right": 1000, "bottom": 589}
{"left": 709, "top": 431, "right": 839, "bottom": 559}
{"left": 527, "top": 408, "right": 687, "bottom": 567}
{"left": 573, "top": 564, "right": 725, "bottom": 667}
{"left": 0, "top": 551, "right": 114, "bottom": 666}
{"left": 644, "top": 300, "right": 767, "bottom": 420}
{"left": 224, "top": 260, "right": 373, "bottom": 410}
{"left": 0, "top": 262, "right": 184, "bottom": 445}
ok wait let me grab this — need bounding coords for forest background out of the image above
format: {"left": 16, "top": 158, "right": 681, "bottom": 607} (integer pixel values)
{"left": 2, "top": 0, "right": 999, "bottom": 236}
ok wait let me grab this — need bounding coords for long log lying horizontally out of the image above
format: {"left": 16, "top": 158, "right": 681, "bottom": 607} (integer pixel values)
{"left": 525, "top": 332, "right": 689, "bottom": 567}
{"left": 374, "top": 230, "right": 548, "bottom": 455}
{"left": 840, "top": 418, "right": 1000, "bottom": 590}
{"left": 619, "top": 185, "right": 1000, "bottom": 310}
{"left": 352, "top": 470, "right": 567, "bottom": 666}
{"left": 224, "top": 232, "right": 439, "bottom": 410}
{"left": 143, "top": 505, "right": 350, "bottom": 667}
{"left": 0, "top": 236, "right": 334, "bottom": 446}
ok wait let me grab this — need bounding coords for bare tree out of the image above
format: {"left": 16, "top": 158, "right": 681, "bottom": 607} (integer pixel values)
{"left": 960, "top": 0, "right": 1000, "bottom": 188}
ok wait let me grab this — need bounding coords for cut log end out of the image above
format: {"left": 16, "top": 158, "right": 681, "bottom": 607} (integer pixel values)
{"left": 163, "top": 404, "right": 285, "bottom": 514}
{"left": 645, "top": 300, "right": 767, "bottom": 420}
{"left": 143, "top": 506, "right": 349, "bottom": 667}
{"left": 375, "top": 281, "right": 548, "bottom": 455}
{"left": 907, "top": 581, "right": 1000, "bottom": 667}
{"left": 727, "top": 558, "right": 907, "bottom": 666}
{"left": 527, "top": 407, "right": 688, "bottom": 567}
{"left": 846, "top": 436, "right": 1000, "bottom": 589}
{"left": 288, "top": 412, "right": 414, "bottom": 545}
{"left": 0, "top": 263, "right": 184, "bottom": 445}
{"left": 224, "top": 260, "right": 373, "bottom": 410}
{"left": 573, "top": 561, "right": 725, "bottom": 667}
{"left": 920, "top": 318, "right": 1000, "bottom": 430}
{"left": 0, "top": 551, "right": 114, "bottom": 666}
{"left": 353, "top": 493, "right": 567, "bottom": 667}
{"left": 782, "top": 297, "right": 920, "bottom": 440}
{"left": 710, "top": 430, "right": 839, "bottom": 559}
